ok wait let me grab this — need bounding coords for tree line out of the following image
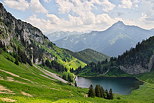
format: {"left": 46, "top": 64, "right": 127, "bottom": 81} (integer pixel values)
{"left": 42, "top": 59, "right": 67, "bottom": 72}
{"left": 88, "top": 84, "right": 113, "bottom": 100}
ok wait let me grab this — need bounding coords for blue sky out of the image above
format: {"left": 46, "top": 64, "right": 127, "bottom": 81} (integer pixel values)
{"left": 0, "top": 0, "right": 154, "bottom": 34}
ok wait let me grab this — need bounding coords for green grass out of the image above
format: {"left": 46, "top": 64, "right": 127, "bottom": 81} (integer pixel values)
{"left": 65, "top": 49, "right": 110, "bottom": 64}
{"left": 0, "top": 51, "right": 154, "bottom": 103}
{"left": 38, "top": 43, "right": 86, "bottom": 70}
{"left": 0, "top": 51, "right": 87, "bottom": 102}
{"left": 136, "top": 71, "right": 154, "bottom": 84}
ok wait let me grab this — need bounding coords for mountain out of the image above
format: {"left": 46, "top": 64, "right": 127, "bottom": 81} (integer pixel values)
{"left": 54, "top": 21, "right": 154, "bottom": 57}
{"left": 151, "top": 28, "right": 154, "bottom": 32}
{"left": 117, "top": 37, "right": 154, "bottom": 74}
{"left": 76, "top": 35, "right": 154, "bottom": 76}
{"left": 65, "top": 48, "right": 109, "bottom": 64}
{"left": 0, "top": 3, "right": 86, "bottom": 70}
{"left": 0, "top": 3, "right": 154, "bottom": 103}
{"left": 47, "top": 31, "right": 83, "bottom": 42}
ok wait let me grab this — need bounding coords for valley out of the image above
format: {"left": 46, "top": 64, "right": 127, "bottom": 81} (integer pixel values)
{"left": 0, "top": 2, "right": 154, "bottom": 103}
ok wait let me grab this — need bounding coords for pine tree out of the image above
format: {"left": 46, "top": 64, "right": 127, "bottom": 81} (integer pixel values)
{"left": 88, "top": 85, "right": 95, "bottom": 97}
{"left": 100, "top": 86, "right": 105, "bottom": 98}
{"left": 105, "top": 89, "right": 109, "bottom": 99}
{"left": 74, "top": 81, "right": 77, "bottom": 87}
{"left": 109, "top": 89, "right": 113, "bottom": 99}
{"left": 14, "top": 56, "right": 19, "bottom": 65}
{"left": 95, "top": 85, "right": 101, "bottom": 97}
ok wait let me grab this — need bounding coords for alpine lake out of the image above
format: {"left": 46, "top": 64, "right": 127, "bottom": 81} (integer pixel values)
{"left": 75, "top": 76, "right": 143, "bottom": 95}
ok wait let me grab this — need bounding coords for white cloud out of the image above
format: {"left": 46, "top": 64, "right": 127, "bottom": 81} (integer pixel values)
{"left": 30, "top": 0, "right": 48, "bottom": 14}
{"left": 4, "top": 0, "right": 29, "bottom": 11}
{"left": 101, "top": 0, "right": 116, "bottom": 12}
{"left": 26, "top": 12, "right": 123, "bottom": 33}
{"left": 5, "top": 0, "right": 154, "bottom": 33}
{"left": 55, "top": 0, "right": 115, "bottom": 14}
{"left": 44, "top": 0, "right": 51, "bottom": 3}
{"left": 4, "top": 0, "right": 48, "bottom": 14}
{"left": 26, "top": 15, "right": 53, "bottom": 33}
{"left": 95, "top": 14, "right": 116, "bottom": 24}
{"left": 56, "top": 0, "right": 74, "bottom": 14}
{"left": 119, "top": 0, "right": 133, "bottom": 8}
{"left": 48, "top": 0, "right": 116, "bottom": 32}
{"left": 137, "top": 0, "right": 154, "bottom": 29}
{"left": 46, "top": 14, "right": 61, "bottom": 24}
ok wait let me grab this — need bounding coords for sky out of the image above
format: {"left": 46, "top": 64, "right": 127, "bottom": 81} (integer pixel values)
{"left": 0, "top": 0, "right": 154, "bottom": 34}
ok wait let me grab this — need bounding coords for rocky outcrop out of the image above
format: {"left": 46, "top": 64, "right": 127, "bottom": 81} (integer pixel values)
{"left": 120, "top": 55, "right": 154, "bottom": 74}
{"left": 148, "top": 55, "right": 154, "bottom": 70}
{"left": 0, "top": 3, "right": 47, "bottom": 46}
{"left": 120, "top": 65, "right": 149, "bottom": 74}
{"left": 0, "top": 3, "right": 51, "bottom": 64}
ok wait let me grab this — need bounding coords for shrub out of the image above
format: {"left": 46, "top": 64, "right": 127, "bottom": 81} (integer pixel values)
{"left": 14, "top": 56, "right": 19, "bottom": 65}
{"left": 117, "top": 97, "right": 121, "bottom": 100}
{"left": 0, "top": 49, "right": 2, "bottom": 54}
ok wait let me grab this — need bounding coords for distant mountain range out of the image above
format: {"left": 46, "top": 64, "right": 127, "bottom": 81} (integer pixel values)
{"left": 50, "top": 21, "right": 154, "bottom": 57}
{"left": 47, "top": 31, "right": 83, "bottom": 42}
{"left": 77, "top": 32, "right": 154, "bottom": 76}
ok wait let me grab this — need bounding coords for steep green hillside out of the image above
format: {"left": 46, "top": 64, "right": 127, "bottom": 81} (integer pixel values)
{"left": 0, "top": 3, "right": 86, "bottom": 71}
{"left": 66, "top": 49, "right": 109, "bottom": 64}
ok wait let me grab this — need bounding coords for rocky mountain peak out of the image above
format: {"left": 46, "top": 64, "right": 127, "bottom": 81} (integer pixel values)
{"left": 110, "top": 21, "right": 125, "bottom": 29}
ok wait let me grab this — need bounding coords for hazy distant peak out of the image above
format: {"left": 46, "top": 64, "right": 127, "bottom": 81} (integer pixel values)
{"left": 150, "top": 28, "right": 154, "bottom": 31}
{"left": 113, "top": 21, "right": 125, "bottom": 26}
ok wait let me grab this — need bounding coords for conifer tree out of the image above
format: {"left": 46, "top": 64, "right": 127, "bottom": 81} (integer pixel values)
{"left": 100, "top": 86, "right": 105, "bottom": 98}
{"left": 95, "top": 85, "right": 101, "bottom": 97}
{"left": 14, "top": 56, "right": 19, "bottom": 65}
{"left": 88, "top": 85, "right": 95, "bottom": 97}
{"left": 109, "top": 89, "right": 113, "bottom": 99}
{"left": 105, "top": 89, "right": 110, "bottom": 99}
{"left": 74, "top": 81, "right": 77, "bottom": 87}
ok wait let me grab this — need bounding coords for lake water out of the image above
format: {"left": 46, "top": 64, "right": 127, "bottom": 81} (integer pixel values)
{"left": 75, "top": 77, "right": 143, "bottom": 95}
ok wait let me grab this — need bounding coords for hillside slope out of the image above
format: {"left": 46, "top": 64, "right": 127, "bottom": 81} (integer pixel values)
{"left": 0, "top": 3, "right": 86, "bottom": 70}
{"left": 77, "top": 35, "right": 154, "bottom": 76}
{"left": 0, "top": 50, "right": 154, "bottom": 103}
{"left": 65, "top": 49, "right": 109, "bottom": 64}
{"left": 0, "top": 50, "right": 86, "bottom": 102}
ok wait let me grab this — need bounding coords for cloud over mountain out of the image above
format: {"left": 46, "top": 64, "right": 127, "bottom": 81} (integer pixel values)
{"left": 1, "top": 0, "right": 154, "bottom": 34}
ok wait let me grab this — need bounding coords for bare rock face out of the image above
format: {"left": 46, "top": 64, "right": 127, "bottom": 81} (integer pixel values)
{"left": 120, "top": 65, "right": 149, "bottom": 74}
{"left": 0, "top": 4, "right": 46, "bottom": 45}
{"left": 148, "top": 55, "right": 154, "bottom": 69}
{"left": 120, "top": 55, "right": 154, "bottom": 74}
{"left": 0, "top": 3, "right": 51, "bottom": 64}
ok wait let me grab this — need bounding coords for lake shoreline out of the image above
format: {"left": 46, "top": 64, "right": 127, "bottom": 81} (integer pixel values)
{"left": 75, "top": 76, "right": 144, "bottom": 95}
{"left": 76, "top": 74, "right": 145, "bottom": 85}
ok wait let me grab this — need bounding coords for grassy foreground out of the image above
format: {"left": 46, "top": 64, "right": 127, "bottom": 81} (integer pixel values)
{"left": 0, "top": 51, "right": 154, "bottom": 103}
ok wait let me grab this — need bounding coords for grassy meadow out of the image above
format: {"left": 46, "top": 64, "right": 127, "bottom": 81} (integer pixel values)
{"left": 0, "top": 51, "right": 154, "bottom": 103}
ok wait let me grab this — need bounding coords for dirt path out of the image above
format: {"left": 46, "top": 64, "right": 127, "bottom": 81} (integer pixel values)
{"left": 21, "top": 91, "right": 33, "bottom": 97}
{"left": 0, "top": 85, "right": 15, "bottom": 94}
{"left": 0, "top": 98, "right": 16, "bottom": 102}
{"left": 0, "top": 69, "right": 33, "bottom": 84}
{"left": 33, "top": 65, "right": 68, "bottom": 83}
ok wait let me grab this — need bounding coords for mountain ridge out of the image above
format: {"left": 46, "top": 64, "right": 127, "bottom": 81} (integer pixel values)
{"left": 54, "top": 21, "right": 154, "bottom": 57}
{"left": 65, "top": 48, "right": 109, "bottom": 64}
{"left": 76, "top": 35, "right": 154, "bottom": 76}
